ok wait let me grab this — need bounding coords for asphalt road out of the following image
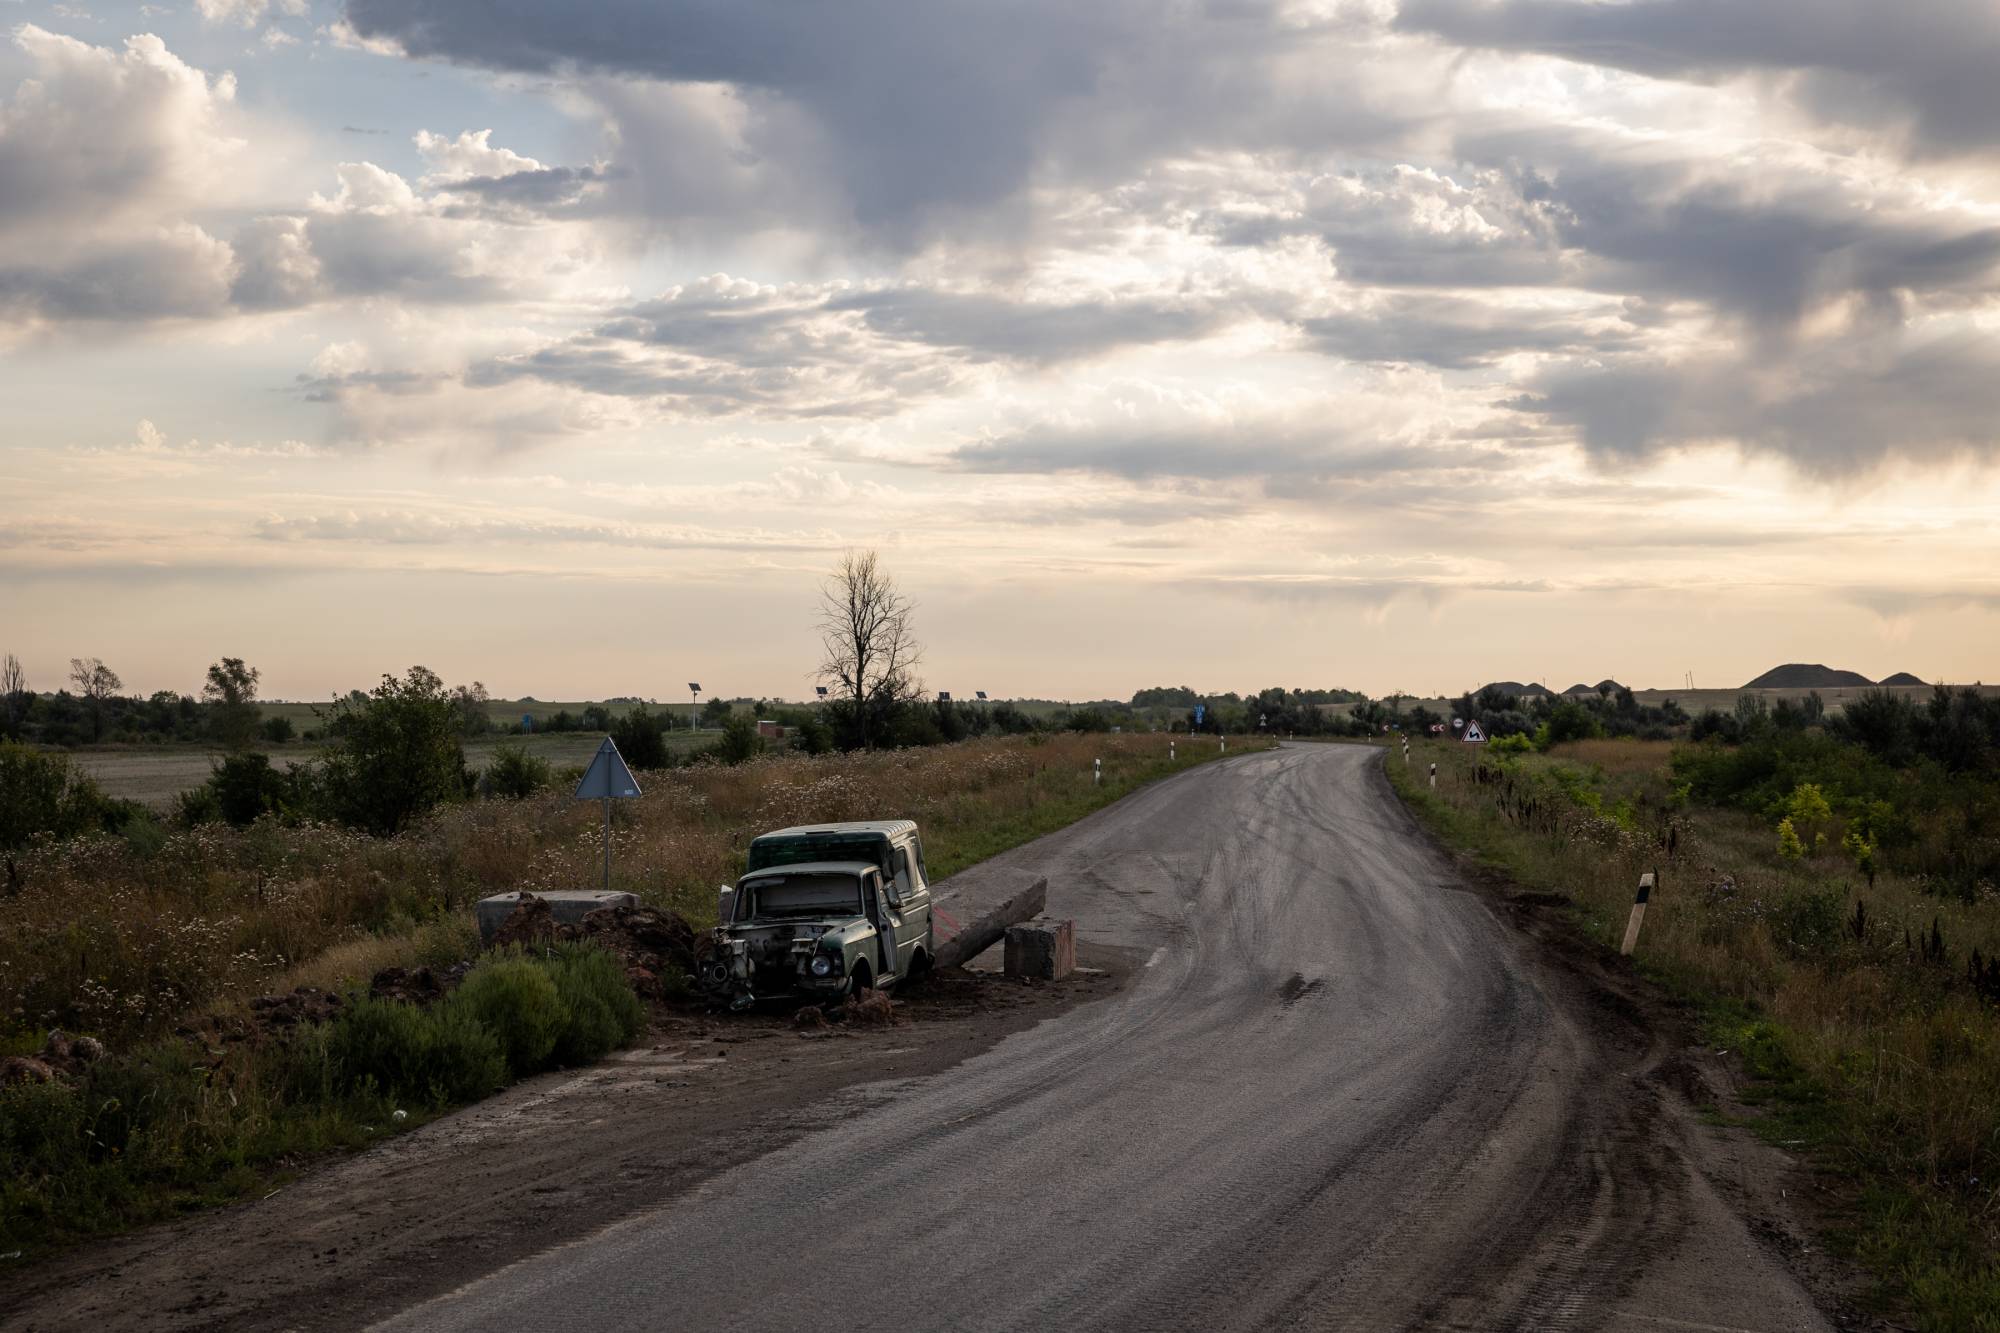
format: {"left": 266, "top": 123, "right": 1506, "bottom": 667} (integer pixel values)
{"left": 374, "top": 743, "right": 1830, "bottom": 1332}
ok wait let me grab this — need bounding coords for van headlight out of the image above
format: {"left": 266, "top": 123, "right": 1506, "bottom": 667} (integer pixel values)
{"left": 810, "top": 955, "right": 834, "bottom": 977}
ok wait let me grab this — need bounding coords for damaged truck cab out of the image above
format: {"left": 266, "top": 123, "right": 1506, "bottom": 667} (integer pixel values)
{"left": 703, "top": 820, "right": 934, "bottom": 1009}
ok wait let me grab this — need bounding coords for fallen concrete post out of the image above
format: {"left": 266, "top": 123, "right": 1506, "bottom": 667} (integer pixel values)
{"left": 934, "top": 876, "right": 1047, "bottom": 968}
{"left": 1004, "top": 916, "right": 1075, "bottom": 981}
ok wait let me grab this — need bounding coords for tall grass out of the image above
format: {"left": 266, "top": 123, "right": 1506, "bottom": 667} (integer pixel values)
{"left": 1, "top": 733, "right": 1251, "bottom": 1048}
{"left": 1388, "top": 738, "right": 2000, "bottom": 1329}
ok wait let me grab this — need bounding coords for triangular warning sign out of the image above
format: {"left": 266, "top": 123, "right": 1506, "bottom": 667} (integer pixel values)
{"left": 573, "top": 737, "right": 643, "bottom": 800}
{"left": 1462, "top": 721, "right": 1487, "bottom": 744}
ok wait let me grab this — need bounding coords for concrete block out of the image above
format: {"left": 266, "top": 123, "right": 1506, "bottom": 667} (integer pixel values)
{"left": 1003, "top": 916, "right": 1075, "bottom": 981}
{"left": 476, "top": 890, "right": 639, "bottom": 943}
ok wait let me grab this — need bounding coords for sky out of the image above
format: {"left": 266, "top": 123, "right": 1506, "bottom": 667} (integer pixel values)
{"left": 3, "top": 0, "right": 1999, "bottom": 703}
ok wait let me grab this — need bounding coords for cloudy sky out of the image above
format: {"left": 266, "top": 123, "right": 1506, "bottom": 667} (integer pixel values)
{"left": 4, "top": 0, "right": 1998, "bottom": 702}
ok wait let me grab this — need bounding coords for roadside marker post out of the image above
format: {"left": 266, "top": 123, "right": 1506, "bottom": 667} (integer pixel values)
{"left": 1170, "top": 741, "right": 1176, "bottom": 761}
{"left": 574, "top": 737, "right": 643, "bottom": 892}
{"left": 1094, "top": 757, "right": 1102, "bottom": 787}
{"left": 1428, "top": 762, "right": 1436, "bottom": 789}
{"left": 1620, "top": 871, "right": 1656, "bottom": 955}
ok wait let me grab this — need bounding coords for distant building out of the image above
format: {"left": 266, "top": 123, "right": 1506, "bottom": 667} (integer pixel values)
{"left": 757, "top": 720, "right": 786, "bottom": 740}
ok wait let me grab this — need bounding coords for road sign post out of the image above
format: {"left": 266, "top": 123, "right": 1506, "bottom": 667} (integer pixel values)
{"left": 574, "top": 737, "right": 643, "bottom": 892}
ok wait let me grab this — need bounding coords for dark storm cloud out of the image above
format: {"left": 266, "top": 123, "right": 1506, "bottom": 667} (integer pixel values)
{"left": 824, "top": 288, "right": 1234, "bottom": 364}
{"left": 341, "top": 0, "right": 1413, "bottom": 245}
{"left": 1302, "top": 294, "right": 1633, "bottom": 368}
{"left": 1397, "top": 0, "right": 2000, "bottom": 157}
{"left": 1469, "top": 129, "right": 2000, "bottom": 334}
{"left": 1511, "top": 327, "right": 2000, "bottom": 472}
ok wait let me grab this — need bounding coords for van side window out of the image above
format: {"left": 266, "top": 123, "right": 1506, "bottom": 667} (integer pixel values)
{"left": 912, "top": 837, "right": 928, "bottom": 886}
{"left": 892, "top": 848, "right": 913, "bottom": 899}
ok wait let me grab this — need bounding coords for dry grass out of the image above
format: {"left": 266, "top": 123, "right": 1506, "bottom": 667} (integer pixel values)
{"left": 1390, "top": 737, "right": 2000, "bottom": 1327}
{"left": 2, "top": 733, "right": 1250, "bottom": 1046}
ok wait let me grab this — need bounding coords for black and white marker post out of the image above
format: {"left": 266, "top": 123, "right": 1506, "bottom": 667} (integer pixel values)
{"left": 1620, "top": 870, "right": 1657, "bottom": 955}
{"left": 1428, "top": 761, "right": 1437, "bottom": 789}
{"left": 1094, "top": 757, "right": 1102, "bottom": 787}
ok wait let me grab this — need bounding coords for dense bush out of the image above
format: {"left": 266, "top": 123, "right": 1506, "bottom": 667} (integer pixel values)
{"left": 482, "top": 743, "right": 551, "bottom": 798}
{"left": 321, "top": 995, "right": 507, "bottom": 1106}
{"left": 0, "top": 743, "right": 125, "bottom": 850}
{"left": 716, "top": 714, "right": 765, "bottom": 764}
{"left": 610, "top": 704, "right": 669, "bottom": 770}
{"left": 209, "top": 752, "right": 297, "bottom": 827}
{"left": 261, "top": 715, "right": 295, "bottom": 744}
{"left": 547, "top": 943, "right": 646, "bottom": 1065}
{"left": 444, "top": 958, "right": 566, "bottom": 1077}
{"left": 316, "top": 667, "right": 470, "bottom": 835}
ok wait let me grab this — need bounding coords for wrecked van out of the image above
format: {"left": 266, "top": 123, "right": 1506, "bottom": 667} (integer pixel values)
{"left": 701, "top": 820, "right": 934, "bottom": 1008}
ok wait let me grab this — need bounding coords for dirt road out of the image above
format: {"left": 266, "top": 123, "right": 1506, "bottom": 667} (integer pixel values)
{"left": 362, "top": 743, "right": 1836, "bottom": 1332}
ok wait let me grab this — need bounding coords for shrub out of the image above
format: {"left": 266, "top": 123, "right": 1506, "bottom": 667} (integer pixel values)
{"left": 261, "top": 715, "right": 295, "bottom": 744}
{"left": 209, "top": 752, "right": 293, "bottom": 827}
{"left": 717, "top": 714, "right": 765, "bottom": 765}
{"left": 445, "top": 958, "right": 566, "bottom": 1077}
{"left": 0, "top": 742, "right": 121, "bottom": 850}
{"left": 546, "top": 944, "right": 646, "bottom": 1066}
{"left": 483, "top": 743, "right": 551, "bottom": 799}
{"left": 326, "top": 996, "right": 507, "bottom": 1106}
{"left": 610, "top": 705, "right": 669, "bottom": 770}
{"left": 172, "top": 782, "right": 223, "bottom": 826}
{"left": 1777, "top": 816, "right": 1806, "bottom": 860}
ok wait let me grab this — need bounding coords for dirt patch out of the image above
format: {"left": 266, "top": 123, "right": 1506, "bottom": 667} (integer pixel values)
{"left": 0, "top": 949, "right": 1130, "bottom": 1333}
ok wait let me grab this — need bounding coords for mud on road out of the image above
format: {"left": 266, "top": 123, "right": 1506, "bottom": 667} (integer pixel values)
{"left": 0, "top": 961, "right": 1127, "bottom": 1333}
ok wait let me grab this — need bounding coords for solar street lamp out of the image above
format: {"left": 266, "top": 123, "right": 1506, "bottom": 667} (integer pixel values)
{"left": 689, "top": 682, "right": 701, "bottom": 730}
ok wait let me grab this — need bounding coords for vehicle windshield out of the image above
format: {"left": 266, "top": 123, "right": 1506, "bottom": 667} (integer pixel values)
{"left": 742, "top": 872, "right": 864, "bottom": 920}
{"left": 747, "top": 835, "right": 889, "bottom": 875}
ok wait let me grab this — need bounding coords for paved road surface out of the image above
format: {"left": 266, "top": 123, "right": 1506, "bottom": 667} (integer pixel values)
{"left": 376, "top": 743, "right": 1829, "bottom": 1332}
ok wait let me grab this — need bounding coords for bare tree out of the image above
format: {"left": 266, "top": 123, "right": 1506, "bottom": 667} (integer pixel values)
{"left": 202, "top": 656, "right": 262, "bottom": 750}
{"left": 816, "top": 550, "right": 922, "bottom": 750}
{"left": 69, "top": 657, "right": 122, "bottom": 742}
{"left": 1, "top": 654, "right": 25, "bottom": 737}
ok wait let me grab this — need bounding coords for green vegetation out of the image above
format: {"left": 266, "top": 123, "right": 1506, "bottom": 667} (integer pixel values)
{"left": 0, "top": 743, "right": 133, "bottom": 851}
{"left": 0, "top": 944, "right": 641, "bottom": 1253}
{"left": 1387, "top": 712, "right": 2000, "bottom": 1329}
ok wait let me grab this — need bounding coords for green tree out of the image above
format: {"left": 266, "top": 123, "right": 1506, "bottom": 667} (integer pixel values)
{"left": 717, "top": 714, "right": 765, "bottom": 764}
{"left": 202, "top": 657, "right": 262, "bottom": 750}
{"left": 316, "top": 666, "right": 469, "bottom": 835}
{"left": 611, "top": 705, "right": 669, "bottom": 769}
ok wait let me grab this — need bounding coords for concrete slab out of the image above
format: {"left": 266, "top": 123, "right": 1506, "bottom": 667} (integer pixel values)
{"left": 476, "top": 890, "right": 639, "bottom": 943}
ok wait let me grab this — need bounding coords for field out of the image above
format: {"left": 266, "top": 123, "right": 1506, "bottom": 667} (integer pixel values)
{"left": 1387, "top": 736, "right": 2000, "bottom": 1327}
{"left": 69, "top": 732, "right": 707, "bottom": 807}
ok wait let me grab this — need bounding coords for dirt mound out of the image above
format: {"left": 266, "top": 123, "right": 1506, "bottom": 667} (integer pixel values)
{"left": 835, "top": 990, "right": 902, "bottom": 1027}
{"left": 1741, "top": 663, "right": 1874, "bottom": 689}
{"left": 370, "top": 965, "right": 467, "bottom": 1006}
{"left": 490, "top": 894, "right": 561, "bottom": 948}
{"left": 1880, "top": 671, "right": 1927, "bottom": 687}
{"left": 487, "top": 895, "right": 702, "bottom": 1002}
{"left": 247, "top": 987, "right": 346, "bottom": 1030}
{"left": 1, "top": 1030, "right": 107, "bottom": 1086}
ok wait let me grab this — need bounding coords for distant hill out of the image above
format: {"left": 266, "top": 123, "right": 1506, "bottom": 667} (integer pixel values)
{"left": 1562, "top": 678, "right": 1625, "bottom": 696}
{"left": 1561, "top": 683, "right": 1594, "bottom": 696}
{"left": 1481, "top": 681, "right": 1553, "bottom": 698}
{"left": 1880, "top": 672, "right": 1927, "bottom": 687}
{"left": 1742, "top": 664, "right": 1875, "bottom": 689}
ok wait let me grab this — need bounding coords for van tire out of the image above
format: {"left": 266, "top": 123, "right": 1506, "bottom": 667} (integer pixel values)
{"left": 909, "top": 947, "right": 933, "bottom": 980}
{"left": 849, "top": 963, "right": 874, "bottom": 996}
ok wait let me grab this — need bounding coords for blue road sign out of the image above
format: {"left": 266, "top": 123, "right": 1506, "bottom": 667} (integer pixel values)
{"left": 1193, "top": 704, "right": 1206, "bottom": 726}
